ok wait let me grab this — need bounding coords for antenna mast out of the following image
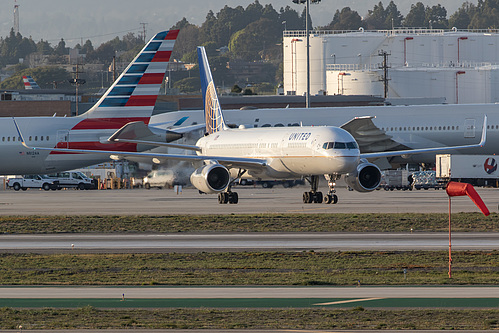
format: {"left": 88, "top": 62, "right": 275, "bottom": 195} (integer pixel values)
{"left": 13, "top": 0, "right": 19, "bottom": 34}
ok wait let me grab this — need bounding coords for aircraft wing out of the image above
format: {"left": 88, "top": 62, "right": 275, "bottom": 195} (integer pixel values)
{"left": 340, "top": 116, "right": 410, "bottom": 153}
{"left": 361, "top": 116, "right": 487, "bottom": 159}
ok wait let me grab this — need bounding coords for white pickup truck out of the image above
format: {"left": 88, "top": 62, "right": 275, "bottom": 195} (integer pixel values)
{"left": 7, "top": 175, "right": 58, "bottom": 191}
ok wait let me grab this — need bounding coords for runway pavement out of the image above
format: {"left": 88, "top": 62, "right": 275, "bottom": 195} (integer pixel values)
{"left": 0, "top": 232, "right": 497, "bottom": 253}
{"left": 0, "top": 186, "right": 498, "bottom": 215}
{"left": 1, "top": 286, "right": 496, "bottom": 299}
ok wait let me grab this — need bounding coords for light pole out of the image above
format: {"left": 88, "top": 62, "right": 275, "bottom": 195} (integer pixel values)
{"left": 293, "top": 0, "right": 321, "bottom": 108}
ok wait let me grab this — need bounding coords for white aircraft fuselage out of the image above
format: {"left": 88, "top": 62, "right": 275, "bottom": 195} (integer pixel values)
{"left": 197, "top": 126, "right": 360, "bottom": 179}
{"left": 153, "top": 103, "right": 497, "bottom": 163}
{"left": 1, "top": 113, "right": 156, "bottom": 176}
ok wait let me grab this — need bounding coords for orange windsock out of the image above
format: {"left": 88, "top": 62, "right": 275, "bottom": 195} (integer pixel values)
{"left": 446, "top": 181, "right": 490, "bottom": 216}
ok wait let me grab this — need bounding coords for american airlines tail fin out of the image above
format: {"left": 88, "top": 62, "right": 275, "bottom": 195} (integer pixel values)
{"left": 78, "top": 30, "right": 179, "bottom": 126}
{"left": 197, "top": 46, "right": 227, "bottom": 134}
{"left": 22, "top": 75, "right": 40, "bottom": 89}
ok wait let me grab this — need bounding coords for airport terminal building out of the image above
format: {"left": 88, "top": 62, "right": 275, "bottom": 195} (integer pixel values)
{"left": 283, "top": 28, "right": 499, "bottom": 104}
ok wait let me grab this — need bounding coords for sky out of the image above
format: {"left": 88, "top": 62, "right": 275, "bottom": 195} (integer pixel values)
{"left": 1, "top": 0, "right": 475, "bottom": 47}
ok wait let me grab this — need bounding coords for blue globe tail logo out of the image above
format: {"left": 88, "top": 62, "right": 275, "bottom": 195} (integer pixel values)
{"left": 484, "top": 158, "right": 497, "bottom": 174}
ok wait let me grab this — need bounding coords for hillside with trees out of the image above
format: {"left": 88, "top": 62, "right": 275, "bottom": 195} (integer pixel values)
{"left": 2, "top": 0, "right": 499, "bottom": 94}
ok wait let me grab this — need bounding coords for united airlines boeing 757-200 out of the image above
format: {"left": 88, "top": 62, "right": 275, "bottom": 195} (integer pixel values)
{"left": 1, "top": 29, "right": 180, "bottom": 175}
{"left": 15, "top": 46, "right": 487, "bottom": 205}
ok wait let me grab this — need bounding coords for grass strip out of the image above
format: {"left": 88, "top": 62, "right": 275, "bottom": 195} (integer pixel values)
{"left": 0, "top": 212, "right": 498, "bottom": 234}
{"left": 0, "top": 307, "right": 497, "bottom": 330}
{"left": 0, "top": 251, "right": 497, "bottom": 285}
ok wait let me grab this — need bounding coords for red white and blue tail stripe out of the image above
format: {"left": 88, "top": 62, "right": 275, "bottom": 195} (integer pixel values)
{"left": 78, "top": 29, "right": 179, "bottom": 128}
{"left": 22, "top": 76, "right": 41, "bottom": 90}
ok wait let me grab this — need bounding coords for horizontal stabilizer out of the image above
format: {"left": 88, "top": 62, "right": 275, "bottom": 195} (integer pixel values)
{"left": 108, "top": 121, "right": 184, "bottom": 143}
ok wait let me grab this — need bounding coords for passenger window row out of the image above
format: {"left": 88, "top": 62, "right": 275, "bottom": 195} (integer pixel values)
{"left": 1, "top": 136, "right": 50, "bottom": 142}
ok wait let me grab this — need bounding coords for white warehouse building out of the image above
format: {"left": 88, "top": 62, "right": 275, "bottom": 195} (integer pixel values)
{"left": 283, "top": 28, "right": 499, "bottom": 104}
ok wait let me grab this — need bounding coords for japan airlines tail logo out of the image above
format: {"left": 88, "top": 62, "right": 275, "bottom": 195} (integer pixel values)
{"left": 484, "top": 157, "right": 497, "bottom": 174}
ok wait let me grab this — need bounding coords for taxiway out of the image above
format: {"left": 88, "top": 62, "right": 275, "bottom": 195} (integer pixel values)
{"left": 0, "top": 186, "right": 497, "bottom": 215}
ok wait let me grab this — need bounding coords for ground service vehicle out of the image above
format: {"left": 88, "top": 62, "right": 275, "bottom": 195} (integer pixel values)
{"left": 143, "top": 170, "right": 184, "bottom": 189}
{"left": 48, "top": 171, "right": 95, "bottom": 190}
{"left": 436, "top": 154, "right": 499, "bottom": 187}
{"left": 7, "top": 175, "right": 57, "bottom": 191}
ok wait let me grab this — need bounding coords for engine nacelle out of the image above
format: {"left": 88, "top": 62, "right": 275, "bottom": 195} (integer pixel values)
{"left": 190, "top": 164, "right": 230, "bottom": 194}
{"left": 344, "top": 161, "right": 382, "bottom": 192}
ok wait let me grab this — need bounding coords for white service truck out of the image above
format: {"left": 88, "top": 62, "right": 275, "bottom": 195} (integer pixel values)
{"left": 436, "top": 154, "right": 499, "bottom": 187}
{"left": 7, "top": 175, "right": 58, "bottom": 191}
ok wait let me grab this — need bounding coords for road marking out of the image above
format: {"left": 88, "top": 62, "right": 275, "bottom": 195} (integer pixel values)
{"left": 288, "top": 207, "right": 332, "bottom": 212}
{"left": 284, "top": 330, "right": 344, "bottom": 333}
{"left": 314, "top": 297, "right": 385, "bottom": 306}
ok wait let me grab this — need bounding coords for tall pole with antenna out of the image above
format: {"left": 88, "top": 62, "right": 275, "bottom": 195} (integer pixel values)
{"left": 140, "top": 23, "right": 148, "bottom": 43}
{"left": 13, "top": 0, "right": 20, "bottom": 35}
{"left": 292, "top": 0, "right": 321, "bottom": 108}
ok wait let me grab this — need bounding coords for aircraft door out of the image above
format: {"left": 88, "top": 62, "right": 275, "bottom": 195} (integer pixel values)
{"left": 56, "top": 130, "right": 69, "bottom": 148}
{"left": 464, "top": 119, "right": 475, "bottom": 138}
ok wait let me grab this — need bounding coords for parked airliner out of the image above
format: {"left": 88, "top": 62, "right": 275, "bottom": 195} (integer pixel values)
{"left": 1, "top": 29, "right": 180, "bottom": 175}
{"left": 149, "top": 103, "right": 499, "bottom": 168}
{"left": 16, "top": 46, "right": 487, "bottom": 205}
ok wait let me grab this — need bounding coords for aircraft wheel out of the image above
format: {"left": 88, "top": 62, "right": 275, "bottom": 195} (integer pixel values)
{"left": 302, "top": 192, "right": 310, "bottom": 204}
{"left": 218, "top": 192, "right": 229, "bottom": 204}
{"left": 323, "top": 194, "right": 332, "bottom": 204}
{"left": 229, "top": 192, "right": 239, "bottom": 204}
{"left": 314, "top": 192, "right": 323, "bottom": 204}
{"left": 332, "top": 194, "right": 338, "bottom": 204}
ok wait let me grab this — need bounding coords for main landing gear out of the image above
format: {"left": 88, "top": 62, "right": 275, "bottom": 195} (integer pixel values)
{"left": 218, "top": 191, "right": 238, "bottom": 204}
{"left": 218, "top": 169, "right": 246, "bottom": 204}
{"left": 302, "top": 174, "right": 338, "bottom": 204}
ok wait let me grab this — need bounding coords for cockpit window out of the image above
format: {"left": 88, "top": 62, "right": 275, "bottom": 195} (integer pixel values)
{"left": 322, "top": 142, "right": 333, "bottom": 149}
{"left": 323, "top": 141, "right": 358, "bottom": 150}
{"left": 346, "top": 142, "right": 358, "bottom": 149}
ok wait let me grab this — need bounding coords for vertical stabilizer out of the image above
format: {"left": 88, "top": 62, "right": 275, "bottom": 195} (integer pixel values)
{"left": 22, "top": 76, "right": 41, "bottom": 90}
{"left": 197, "top": 46, "right": 226, "bottom": 134}
{"left": 78, "top": 30, "right": 179, "bottom": 128}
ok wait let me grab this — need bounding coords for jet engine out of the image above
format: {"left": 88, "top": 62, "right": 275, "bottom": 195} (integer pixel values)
{"left": 344, "top": 161, "right": 382, "bottom": 192}
{"left": 190, "top": 164, "right": 230, "bottom": 194}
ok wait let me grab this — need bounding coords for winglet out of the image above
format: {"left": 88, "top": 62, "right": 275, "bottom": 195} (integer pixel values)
{"left": 479, "top": 115, "right": 487, "bottom": 147}
{"left": 12, "top": 117, "right": 30, "bottom": 149}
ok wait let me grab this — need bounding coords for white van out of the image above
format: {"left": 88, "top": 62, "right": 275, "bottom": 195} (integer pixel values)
{"left": 143, "top": 170, "right": 181, "bottom": 189}
{"left": 48, "top": 171, "right": 95, "bottom": 190}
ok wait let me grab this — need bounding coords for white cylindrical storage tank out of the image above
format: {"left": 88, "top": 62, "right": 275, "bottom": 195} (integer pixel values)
{"left": 326, "top": 70, "right": 383, "bottom": 96}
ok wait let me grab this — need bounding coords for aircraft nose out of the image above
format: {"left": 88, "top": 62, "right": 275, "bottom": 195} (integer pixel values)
{"left": 335, "top": 155, "right": 359, "bottom": 173}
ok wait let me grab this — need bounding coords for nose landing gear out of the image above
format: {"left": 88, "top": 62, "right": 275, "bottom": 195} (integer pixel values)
{"left": 303, "top": 174, "right": 340, "bottom": 204}
{"left": 323, "top": 174, "right": 339, "bottom": 204}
